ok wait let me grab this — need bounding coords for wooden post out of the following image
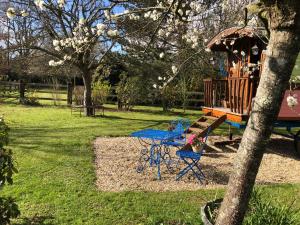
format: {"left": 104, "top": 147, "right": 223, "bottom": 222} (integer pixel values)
{"left": 67, "top": 82, "right": 73, "bottom": 106}
{"left": 19, "top": 80, "right": 25, "bottom": 104}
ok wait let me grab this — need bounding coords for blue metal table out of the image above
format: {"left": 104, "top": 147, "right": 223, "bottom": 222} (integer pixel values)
{"left": 131, "top": 129, "right": 182, "bottom": 180}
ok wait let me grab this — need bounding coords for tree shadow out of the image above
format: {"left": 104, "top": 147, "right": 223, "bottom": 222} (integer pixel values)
{"left": 14, "top": 215, "right": 56, "bottom": 225}
{"left": 203, "top": 164, "right": 230, "bottom": 185}
{"left": 265, "top": 137, "right": 299, "bottom": 160}
{"left": 99, "top": 105, "right": 202, "bottom": 117}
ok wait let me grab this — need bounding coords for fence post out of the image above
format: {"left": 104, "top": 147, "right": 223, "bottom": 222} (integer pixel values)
{"left": 19, "top": 80, "right": 25, "bottom": 103}
{"left": 67, "top": 82, "right": 73, "bottom": 106}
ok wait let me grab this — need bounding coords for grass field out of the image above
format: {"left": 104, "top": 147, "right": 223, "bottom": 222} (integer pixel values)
{"left": 292, "top": 54, "right": 300, "bottom": 78}
{"left": 0, "top": 103, "right": 299, "bottom": 225}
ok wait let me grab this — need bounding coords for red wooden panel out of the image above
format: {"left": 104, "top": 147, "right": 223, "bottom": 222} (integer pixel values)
{"left": 278, "top": 90, "right": 300, "bottom": 120}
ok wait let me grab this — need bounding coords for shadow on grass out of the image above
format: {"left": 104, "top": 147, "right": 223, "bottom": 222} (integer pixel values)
{"left": 100, "top": 105, "right": 202, "bottom": 117}
{"left": 9, "top": 117, "right": 172, "bottom": 157}
{"left": 14, "top": 215, "right": 55, "bottom": 225}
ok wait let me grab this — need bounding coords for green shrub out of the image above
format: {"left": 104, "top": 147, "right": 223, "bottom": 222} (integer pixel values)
{"left": 0, "top": 118, "right": 9, "bottom": 148}
{"left": 0, "top": 197, "right": 20, "bottom": 225}
{"left": 0, "top": 117, "right": 20, "bottom": 224}
{"left": 116, "top": 73, "right": 140, "bottom": 111}
{"left": 244, "top": 190, "right": 300, "bottom": 225}
{"left": 160, "top": 84, "right": 178, "bottom": 112}
{"left": 24, "top": 90, "right": 40, "bottom": 106}
{"left": 92, "top": 79, "right": 111, "bottom": 105}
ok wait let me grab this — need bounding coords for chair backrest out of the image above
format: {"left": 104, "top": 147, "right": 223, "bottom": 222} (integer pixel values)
{"left": 170, "top": 118, "right": 190, "bottom": 135}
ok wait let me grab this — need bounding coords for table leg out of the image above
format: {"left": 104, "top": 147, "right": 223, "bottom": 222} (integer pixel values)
{"left": 157, "top": 147, "right": 161, "bottom": 180}
{"left": 149, "top": 144, "right": 156, "bottom": 166}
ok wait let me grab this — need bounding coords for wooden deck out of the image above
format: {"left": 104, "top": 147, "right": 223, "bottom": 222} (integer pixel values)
{"left": 203, "top": 90, "right": 300, "bottom": 124}
{"left": 202, "top": 107, "right": 248, "bottom": 123}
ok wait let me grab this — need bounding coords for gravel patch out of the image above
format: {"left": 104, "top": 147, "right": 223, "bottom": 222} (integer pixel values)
{"left": 94, "top": 135, "right": 300, "bottom": 192}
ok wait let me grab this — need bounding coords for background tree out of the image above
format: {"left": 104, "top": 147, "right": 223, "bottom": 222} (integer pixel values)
{"left": 6, "top": 0, "right": 125, "bottom": 116}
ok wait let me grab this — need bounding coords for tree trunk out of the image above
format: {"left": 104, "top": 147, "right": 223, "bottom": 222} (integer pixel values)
{"left": 82, "top": 73, "right": 94, "bottom": 116}
{"left": 215, "top": 22, "right": 300, "bottom": 225}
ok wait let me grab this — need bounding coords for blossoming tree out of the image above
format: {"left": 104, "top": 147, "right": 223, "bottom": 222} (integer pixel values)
{"left": 6, "top": 0, "right": 123, "bottom": 116}
{"left": 5, "top": 0, "right": 300, "bottom": 224}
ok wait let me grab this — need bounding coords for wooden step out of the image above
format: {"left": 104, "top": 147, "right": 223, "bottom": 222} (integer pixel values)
{"left": 202, "top": 115, "right": 218, "bottom": 121}
{"left": 182, "top": 115, "right": 226, "bottom": 150}
{"left": 195, "top": 121, "right": 210, "bottom": 128}
{"left": 188, "top": 127, "right": 204, "bottom": 134}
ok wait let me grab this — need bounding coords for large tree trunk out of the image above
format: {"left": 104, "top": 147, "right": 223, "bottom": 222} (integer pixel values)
{"left": 82, "top": 73, "right": 94, "bottom": 117}
{"left": 215, "top": 2, "right": 300, "bottom": 224}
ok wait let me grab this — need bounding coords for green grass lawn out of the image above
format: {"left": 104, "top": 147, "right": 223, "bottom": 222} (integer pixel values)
{"left": 292, "top": 54, "right": 300, "bottom": 78}
{"left": 0, "top": 104, "right": 299, "bottom": 225}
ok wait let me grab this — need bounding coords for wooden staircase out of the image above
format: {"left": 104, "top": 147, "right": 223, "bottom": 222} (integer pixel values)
{"left": 183, "top": 113, "right": 227, "bottom": 150}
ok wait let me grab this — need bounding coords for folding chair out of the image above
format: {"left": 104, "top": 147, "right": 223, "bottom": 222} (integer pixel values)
{"left": 161, "top": 118, "right": 190, "bottom": 172}
{"left": 164, "top": 118, "right": 190, "bottom": 147}
{"left": 175, "top": 128, "right": 211, "bottom": 183}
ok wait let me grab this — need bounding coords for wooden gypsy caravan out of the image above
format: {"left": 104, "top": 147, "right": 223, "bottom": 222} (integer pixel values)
{"left": 184, "top": 27, "right": 300, "bottom": 154}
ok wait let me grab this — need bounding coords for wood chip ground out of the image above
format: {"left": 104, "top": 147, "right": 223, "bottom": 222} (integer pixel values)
{"left": 94, "top": 135, "right": 300, "bottom": 192}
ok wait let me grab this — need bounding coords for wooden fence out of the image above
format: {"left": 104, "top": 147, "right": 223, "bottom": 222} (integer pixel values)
{"left": 0, "top": 80, "right": 204, "bottom": 109}
{"left": 0, "top": 80, "right": 72, "bottom": 105}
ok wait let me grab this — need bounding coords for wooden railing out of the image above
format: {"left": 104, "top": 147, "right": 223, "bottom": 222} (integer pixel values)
{"left": 204, "top": 78, "right": 228, "bottom": 108}
{"left": 204, "top": 77, "right": 259, "bottom": 115}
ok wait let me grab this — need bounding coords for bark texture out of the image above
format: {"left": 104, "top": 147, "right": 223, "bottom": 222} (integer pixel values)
{"left": 215, "top": 1, "right": 300, "bottom": 225}
{"left": 82, "top": 73, "right": 94, "bottom": 116}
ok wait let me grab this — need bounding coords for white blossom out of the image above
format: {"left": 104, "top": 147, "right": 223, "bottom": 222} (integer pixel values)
{"left": 63, "top": 55, "right": 71, "bottom": 61}
{"left": 21, "top": 10, "right": 29, "bottom": 17}
{"left": 178, "top": 9, "right": 183, "bottom": 16}
{"left": 79, "top": 18, "right": 85, "bottom": 25}
{"left": 153, "top": 84, "right": 157, "bottom": 89}
{"left": 158, "top": 29, "right": 165, "bottom": 36}
{"left": 287, "top": 94, "right": 298, "bottom": 108}
{"left": 34, "top": 0, "right": 45, "bottom": 10}
{"left": 172, "top": 65, "right": 178, "bottom": 74}
{"left": 192, "top": 42, "right": 198, "bottom": 49}
{"left": 158, "top": 76, "right": 163, "bottom": 80}
{"left": 58, "top": 0, "right": 66, "bottom": 8}
{"left": 6, "top": 8, "right": 16, "bottom": 19}
{"left": 104, "top": 10, "right": 111, "bottom": 20}
{"left": 96, "top": 23, "right": 106, "bottom": 31}
{"left": 49, "top": 60, "right": 64, "bottom": 67}
{"left": 107, "top": 29, "right": 119, "bottom": 37}
{"left": 241, "top": 51, "right": 246, "bottom": 57}
{"left": 53, "top": 40, "right": 60, "bottom": 47}
{"left": 54, "top": 46, "right": 61, "bottom": 51}
{"left": 159, "top": 52, "right": 165, "bottom": 58}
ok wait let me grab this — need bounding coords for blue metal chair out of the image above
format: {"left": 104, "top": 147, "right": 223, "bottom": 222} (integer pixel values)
{"left": 175, "top": 128, "right": 211, "bottom": 183}
{"left": 161, "top": 118, "right": 191, "bottom": 172}
{"left": 164, "top": 118, "right": 190, "bottom": 147}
